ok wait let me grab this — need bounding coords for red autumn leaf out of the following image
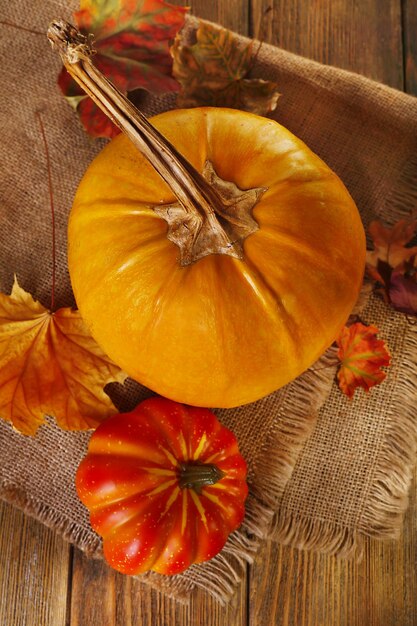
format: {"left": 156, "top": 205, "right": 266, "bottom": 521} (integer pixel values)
{"left": 336, "top": 323, "right": 391, "bottom": 398}
{"left": 57, "top": 67, "right": 120, "bottom": 139}
{"left": 0, "top": 278, "right": 127, "bottom": 435}
{"left": 58, "top": 0, "right": 188, "bottom": 138}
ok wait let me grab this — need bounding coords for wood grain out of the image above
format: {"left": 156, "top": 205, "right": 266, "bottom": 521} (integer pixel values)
{"left": 67, "top": 547, "right": 247, "bottom": 626}
{"left": 250, "top": 472, "right": 417, "bottom": 626}
{"left": 1, "top": 1, "right": 416, "bottom": 625}
{"left": 250, "top": 0, "right": 404, "bottom": 88}
{"left": 0, "top": 501, "right": 70, "bottom": 626}
{"left": 248, "top": 2, "right": 416, "bottom": 624}
{"left": 403, "top": 0, "right": 417, "bottom": 95}
{"left": 186, "top": 0, "right": 249, "bottom": 33}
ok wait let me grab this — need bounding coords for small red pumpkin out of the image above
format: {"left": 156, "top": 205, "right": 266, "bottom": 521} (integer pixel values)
{"left": 76, "top": 397, "right": 248, "bottom": 575}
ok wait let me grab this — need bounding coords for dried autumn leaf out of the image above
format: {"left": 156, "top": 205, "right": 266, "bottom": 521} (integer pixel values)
{"left": 366, "top": 259, "right": 393, "bottom": 296}
{"left": 366, "top": 217, "right": 417, "bottom": 316}
{"left": 171, "top": 22, "right": 280, "bottom": 115}
{"left": 336, "top": 323, "right": 391, "bottom": 399}
{"left": 58, "top": 0, "right": 188, "bottom": 138}
{"left": 366, "top": 217, "right": 417, "bottom": 273}
{"left": 0, "top": 279, "right": 127, "bottom": 435}
{"left": 389, "top": 265, "right": 417, "bottom": 317}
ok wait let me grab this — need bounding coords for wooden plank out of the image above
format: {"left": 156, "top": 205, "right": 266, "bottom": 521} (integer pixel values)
{"left": 250, "top": 472, "right": 417, "bottom": 626}
{"left": 68, "top": 549, "right": 190, "bottom": 626}
{"left": 68, "top": 547, "right": 248, "bottom": 626}
{"left": 248, "top": 1, "right": 417, "bottom": 624}
{"left": 0, "top": 501, "right": 70, "bottom": 626}
{"left": 250, "top": 0, "right": 403, "bottom": 88}
{"left": 403, "top": 0, "right": 417, "bottom": 95}
{"left": 180, "top": 0, "right": 249, "bottom": 33}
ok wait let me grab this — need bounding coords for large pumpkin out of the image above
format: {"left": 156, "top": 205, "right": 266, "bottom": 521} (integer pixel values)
{"left": 68, "top": 107, "right": 365, "bottom": 407}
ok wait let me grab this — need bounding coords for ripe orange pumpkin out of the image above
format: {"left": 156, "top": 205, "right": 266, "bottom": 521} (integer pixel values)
{"left": 68, "top": 107, "right": 366, "bottom": 407}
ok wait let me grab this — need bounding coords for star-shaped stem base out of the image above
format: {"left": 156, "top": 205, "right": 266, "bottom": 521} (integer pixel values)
{"left": 47, "top": 24, "right": 265, "bottom": 267}
{"left": 154, "top": 161, "right": 266, "bottom": 266}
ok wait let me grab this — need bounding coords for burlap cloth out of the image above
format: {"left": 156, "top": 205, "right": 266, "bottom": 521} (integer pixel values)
{"left": 1, "top": 0, "right": 417, "bottom": 604}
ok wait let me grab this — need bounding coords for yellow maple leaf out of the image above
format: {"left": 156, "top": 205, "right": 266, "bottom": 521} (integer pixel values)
{"left": 0, "top": 278, "right": 127, "bottom": 435}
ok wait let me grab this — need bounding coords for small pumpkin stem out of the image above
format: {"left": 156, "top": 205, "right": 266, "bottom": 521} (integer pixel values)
{"left": 48, "top": 20, "right": 265, "bottom": 266}
{"left": 178, "top": 462, "right": 225, "bottom": 494}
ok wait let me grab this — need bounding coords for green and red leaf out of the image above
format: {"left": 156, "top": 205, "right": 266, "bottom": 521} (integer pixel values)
{"left": 336, "top": 323, "right": 391, "bottom": 398}
{"left": 58, "top": 0, "right": 188, "bottom": 138}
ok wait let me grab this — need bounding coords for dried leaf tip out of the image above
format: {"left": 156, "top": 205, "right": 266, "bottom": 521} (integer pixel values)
{"left": 47, "top": 19, "right": 96, "bottom": 64}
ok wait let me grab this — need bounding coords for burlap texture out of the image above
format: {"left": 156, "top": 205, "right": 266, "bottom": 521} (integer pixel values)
{"left": 1, "top": 1, "right": 417, "bottom": 604}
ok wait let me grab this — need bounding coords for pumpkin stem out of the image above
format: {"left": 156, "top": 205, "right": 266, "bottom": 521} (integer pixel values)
{"left": 48, "top": 20, "right": 265, "bottom": 266}
{"left": 178, "top": 462, "right": 225, "bottom": 494}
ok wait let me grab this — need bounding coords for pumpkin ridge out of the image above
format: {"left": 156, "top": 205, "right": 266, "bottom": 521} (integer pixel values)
{"left": 135, "top": 262, "right": 190, "bottom": 354}
{"left": 90, "top": 491, "right": 163, "bottom": 534}
{"left": 232, "top": 255, "right": 303, "bottom": 353}
{"left": 138, "top": 400, "right": 192, "bottom": 460}
{"left": 249, "top": 226, "right": 357, "bottom": 282}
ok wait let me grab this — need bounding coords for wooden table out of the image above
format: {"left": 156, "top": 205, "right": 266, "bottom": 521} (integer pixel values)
{"left": 1, "top": 1, "right": 417, "bottom": 624}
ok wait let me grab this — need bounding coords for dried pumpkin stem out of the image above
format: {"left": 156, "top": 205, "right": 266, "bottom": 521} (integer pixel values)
{"left": 178, "top": 462, "right": 225, "bottom": 494}
{"left": 48, "top": 19, "right": 264, "bottom": 265}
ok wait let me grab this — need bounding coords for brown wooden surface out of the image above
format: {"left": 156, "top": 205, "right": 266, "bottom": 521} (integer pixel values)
{"left": 1, "top": 1, "right": 416, "bottom": 625}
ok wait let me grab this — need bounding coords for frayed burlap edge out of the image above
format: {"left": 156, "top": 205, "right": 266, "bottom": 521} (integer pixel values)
{"left": 131, "top": 343, "right": 342, "bottom": 604}
{"left": 244, "top": 349, "right": 339, "bottom": 538}
{"left": 135, "top": 332, "right": 357, "bottom": 603}
{"left": 360, "top": 319, "right": 417, "bottom": 540}
{"left": 268, "top": 153, "right": 417, "bottom": 560}
{"left": 359, "top": 152, "right": 417, "bottom": 541}
{"left": 0, "top": 342, "right": 340, "bottom": 605}
{"left": 269, "top": 318, "right": 417, "bottom": 560}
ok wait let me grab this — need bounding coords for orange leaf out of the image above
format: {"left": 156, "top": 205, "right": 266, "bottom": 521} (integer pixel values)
{"left": 0, "top": 278, "right": 127, "bottom": 435}
{"left": 336, "top": 323, "right": 391, "bottom": 399}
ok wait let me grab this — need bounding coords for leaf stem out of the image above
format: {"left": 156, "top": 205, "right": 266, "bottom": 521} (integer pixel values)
{"left": 36, "top": 112, "right": 56, "bottom": 312}
{"left": 0, "top": 20, "right": 44, "bottom": 36}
